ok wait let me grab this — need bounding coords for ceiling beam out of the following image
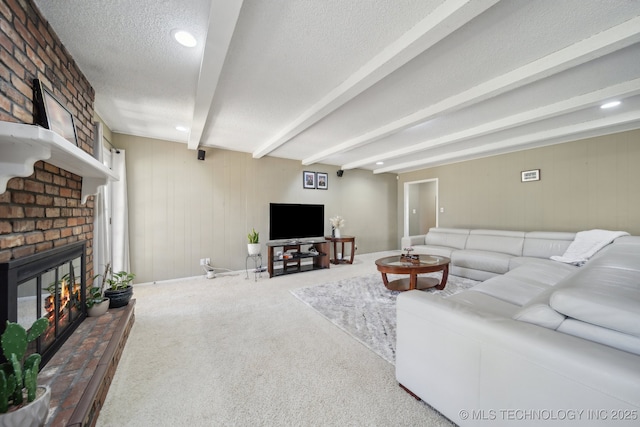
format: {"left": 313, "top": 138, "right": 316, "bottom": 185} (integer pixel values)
{"left": 251, "top": 0, "right": 500, "bottom": 159}
{"left": 373, "top": 110, "right": 640, "bottom": 174}
{"left": 188, "top": 0, "right": 244, "bottom": 150}
{"left": 304, "top": 15, "right": 640, "bottom": 165}
{"left": 342, "top": 78, "right": 640, "bottom": 169}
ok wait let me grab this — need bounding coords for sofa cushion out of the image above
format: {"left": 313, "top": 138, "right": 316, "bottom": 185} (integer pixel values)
{"left": 472, "top": 275, "right": 550, "bottom": 307}
{"left": 474, "top": 260, "right": 575, "bottom": 307}
{"left": 452, "top": 249, "right": 512, "bottom": 275}
{"left": 557, "top": 319, "right": 640, "bottom": 356}
{"left": 550, "top": 267, "right": 640, "bottom": 337}
{"left": 465, "top": 229, "right": 525, "bottom": 256}
{"left": 508, "top": 256, "right": 542, "bottom": 270}
{"left": 413, "top": 245, "right": 456, "bottom": 258}
{"left": 507, "top": 260, "right": 577, "bottom": 288}
{"left": 522, "top": 231, "right": 575, "bottom": 258}
{"left": 424, "top": 227, "right": 470, "bottom": 249}
{"left": 512, "top": 287, "right": 566, "bottom": 329}
{"left": 400, "top": 235, "right": 431, "bottom": 249}
{"left": 507, "top": 258, "right": 578, "bottom": 283}
{"left": 587, "top": 237, "right": 640, "bottom": 271}
{"left": 447, "top": 290, "right": 521, "bottom": 318}
{"left": 450, "top": 265, "right": 500, "bottom": 282}
{"left": 611, "top": 235, "right": 640, "bottom": 245}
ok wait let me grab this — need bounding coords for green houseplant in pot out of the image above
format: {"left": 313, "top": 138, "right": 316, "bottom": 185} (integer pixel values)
{"left": 86, "top": 264, "right": 111, "bottom": 317}
{"left": 0, "top": 318, "right": 51, "bottom": 427}
{"left": 103, "top": 267, "right": 135, "bottom": 309}
{"left": 247, "top": 228, "right": 261, "bottom": 256}
{"left": 86, "top": 287, "right": 110, "bottom": 317}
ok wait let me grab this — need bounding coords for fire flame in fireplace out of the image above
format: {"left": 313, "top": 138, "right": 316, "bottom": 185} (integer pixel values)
{"left": 45, "top": 274, "right": 81, "bottom": 326}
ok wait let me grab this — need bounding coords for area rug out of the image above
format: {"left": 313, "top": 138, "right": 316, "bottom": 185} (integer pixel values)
{"left": 290, "top": 273, "right": 479, "bottom": 364}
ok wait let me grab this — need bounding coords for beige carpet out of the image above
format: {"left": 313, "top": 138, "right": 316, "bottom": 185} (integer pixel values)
{"left": 96, "top": 251, "right": 454, "bottom": 427}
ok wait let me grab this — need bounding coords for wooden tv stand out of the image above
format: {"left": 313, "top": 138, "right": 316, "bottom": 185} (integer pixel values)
{"left": 266, "top": 240, "right": 330, "bottom": 278}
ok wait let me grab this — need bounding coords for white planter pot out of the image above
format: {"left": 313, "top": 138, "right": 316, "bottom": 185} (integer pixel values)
{"left": 248, "top": 243, "right": 261, "bottom": 255}
{"left": 87, "top": 298, "right": 110, "bottom": 317}
{"left": 0, "top": 385, "right": 51, "bottom": 427}
{"left": 334, "top": 228, "right": 341, "bottom": 238}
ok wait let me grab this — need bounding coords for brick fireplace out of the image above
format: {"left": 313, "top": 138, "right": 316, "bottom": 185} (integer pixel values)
{"left": 0, "top": 241, "right": 86, "bottom": 367}
{"left": 0, "top": 0, "right": 97, "bottom": 349}
{"left": 0, "top": 3, "right": 135, "bottom": 425}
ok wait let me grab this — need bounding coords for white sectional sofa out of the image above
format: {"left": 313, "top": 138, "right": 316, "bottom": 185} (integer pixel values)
{"left": 397, "top": 228, "right": 640, "bottom": 426}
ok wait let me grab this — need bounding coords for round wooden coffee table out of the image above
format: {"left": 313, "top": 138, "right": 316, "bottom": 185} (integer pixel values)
{"left": 375, "top": 254, "right": 450, "bottom": 291}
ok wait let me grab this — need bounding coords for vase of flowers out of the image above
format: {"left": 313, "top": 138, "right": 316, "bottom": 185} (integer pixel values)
{"left": 329, "top": 216, "right": 345, "bottom": 238}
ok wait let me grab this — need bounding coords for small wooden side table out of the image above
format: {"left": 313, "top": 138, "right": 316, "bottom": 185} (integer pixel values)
{"left": 324, "top": 235, "right": 356, "bottom": 264}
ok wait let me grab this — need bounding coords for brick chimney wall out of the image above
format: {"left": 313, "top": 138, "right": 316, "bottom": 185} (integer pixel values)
{"left": 0, "top": 0, "right": 96, "bottom": 283}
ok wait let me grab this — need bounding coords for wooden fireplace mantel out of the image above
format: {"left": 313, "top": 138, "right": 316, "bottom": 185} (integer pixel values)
{"left": 0, "top": 121, "right": 118, "bottom": 203}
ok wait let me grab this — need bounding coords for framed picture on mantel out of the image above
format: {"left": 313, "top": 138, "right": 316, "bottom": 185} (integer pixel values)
{"left": 33, "top": 79, "right": 79, "bottom": 146}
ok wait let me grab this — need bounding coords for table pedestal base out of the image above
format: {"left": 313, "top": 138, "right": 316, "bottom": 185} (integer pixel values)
{"left": 381, "top": 274, "right": 444, "bottom": 291}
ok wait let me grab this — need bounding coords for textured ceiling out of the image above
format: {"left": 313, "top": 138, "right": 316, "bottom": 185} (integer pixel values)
{"left": 34, "top": 0, "right": 640, "bottom": 174}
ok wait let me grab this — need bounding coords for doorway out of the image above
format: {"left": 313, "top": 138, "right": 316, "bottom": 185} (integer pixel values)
{"left": 404, "top": 179, "right": 438, "bottom": 237}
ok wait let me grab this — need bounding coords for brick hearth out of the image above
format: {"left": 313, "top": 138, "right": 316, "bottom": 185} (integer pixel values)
{"left": 39, "top": 302, "right": 135, "bottom": 427}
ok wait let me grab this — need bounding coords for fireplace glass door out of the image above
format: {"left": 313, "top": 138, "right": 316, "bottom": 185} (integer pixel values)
{"left": 1, "top": 242, "right": 86, "bottom": 366}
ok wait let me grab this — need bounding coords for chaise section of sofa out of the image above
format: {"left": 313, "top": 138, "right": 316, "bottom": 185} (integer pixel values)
{"left": 396, "top": 290, "right": 640, "bottom": 426}
{"left": 514, "top": 236, "right": 640, "bottom": 356}
{"left": 470, "top": 260, "right": 577, "bottom": 307}
{"left": 396, "top": 234, "right": 640, "bottom": 426}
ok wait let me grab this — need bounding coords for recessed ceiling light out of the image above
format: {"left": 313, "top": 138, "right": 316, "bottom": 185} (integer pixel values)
{"left": 376, "top": 161, "right": 384, "bottom": 165}
{"left": 172, "top": 30, "right": 197, "bottom": 48}
{"left": 600, "top": 101, "right": 621, "bottom": 109}
{"left": 176, "top": 125, "right": 189, "bottom": 132}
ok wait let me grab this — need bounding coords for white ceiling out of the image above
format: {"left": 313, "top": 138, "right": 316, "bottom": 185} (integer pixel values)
{"left": 33, "top": 0, "right": 640, "bottom": 174}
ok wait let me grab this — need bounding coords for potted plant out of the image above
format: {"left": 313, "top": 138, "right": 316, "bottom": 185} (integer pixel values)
{"left": 86, "top": 287, "right": 110, "bottom": 317}
{"left": 247, "top": 228, "right": 261, "bottom": 255}
{"left": 0, "top": 318, "right": 51, "bottom": 427}
{"left": 86, "top": 264, "right": 110, "bottom": 317}
{"left": 103, "top": 267, "right": 135, "bottom": 309}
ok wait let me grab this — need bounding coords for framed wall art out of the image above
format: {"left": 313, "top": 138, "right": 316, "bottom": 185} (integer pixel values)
{"left": 521, "top": 169, "right": 540, "bottom": 182}
{"left": 303, "top": 171, "right": 316, "bottom": 189}
{"left": 33, "top": 79, "right": 79, "bottom": 146}
{"left": 316, "top": 172, "right": 328, "bottom": 190}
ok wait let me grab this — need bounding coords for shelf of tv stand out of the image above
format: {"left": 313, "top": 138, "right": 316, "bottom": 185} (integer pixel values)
{"left": 266, "top": 240, "right": 330, "bottom": 278}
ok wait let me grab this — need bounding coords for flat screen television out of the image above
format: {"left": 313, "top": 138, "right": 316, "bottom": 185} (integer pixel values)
{"left": 269, "top": 203, "right": 325, "bottom": 241}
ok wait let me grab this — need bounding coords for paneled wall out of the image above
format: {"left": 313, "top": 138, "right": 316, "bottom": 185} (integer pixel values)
{"left": 114, "top": 134, "right": 398, "bottom": 283}
{"left": 398, "top": 129, "right": 640, "bottom": 237}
